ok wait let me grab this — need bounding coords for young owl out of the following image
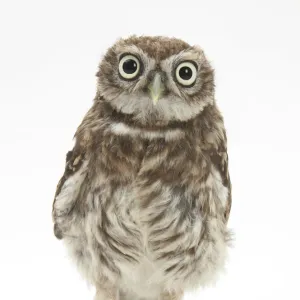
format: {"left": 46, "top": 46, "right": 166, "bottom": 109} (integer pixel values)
{"left": 52, "top": 36, "right": 232, "bottom": 300}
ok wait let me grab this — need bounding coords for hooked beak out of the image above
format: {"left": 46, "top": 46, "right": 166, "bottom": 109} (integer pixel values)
{"left": 148, "top": 73, "right": 165, "bottom": 105}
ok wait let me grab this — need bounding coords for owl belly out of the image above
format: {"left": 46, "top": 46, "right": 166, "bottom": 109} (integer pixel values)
{"left": 98, "top": 185, "right": 201, "bottom": 298}
{"left": 63, "top": 179, "right": 228, "bottom": 296}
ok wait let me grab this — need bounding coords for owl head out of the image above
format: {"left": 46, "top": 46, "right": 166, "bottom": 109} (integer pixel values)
{"left": 97, "top": 36, "right": 215, "bottom": 126}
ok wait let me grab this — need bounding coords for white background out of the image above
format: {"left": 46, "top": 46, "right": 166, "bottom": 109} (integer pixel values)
{"left": 0, "top": 0, "right": 299, "bottom": 299}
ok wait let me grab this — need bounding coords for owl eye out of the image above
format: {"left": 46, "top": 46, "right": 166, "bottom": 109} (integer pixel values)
{"left": 119, "top": 54, "right": 141, "bottom": 80}
{"left": 175, "top": 61, "right": 197, "bottom": 87}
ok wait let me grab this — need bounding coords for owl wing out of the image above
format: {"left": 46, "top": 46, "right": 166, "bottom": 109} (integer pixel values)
{"left": 52, "top": 147, "right": 88, "bottom": 239}
{"left": 209, "top": 147, "right": 232, "bottom": 223}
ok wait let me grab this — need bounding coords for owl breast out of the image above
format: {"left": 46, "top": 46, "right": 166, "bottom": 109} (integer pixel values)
{"left": 62, "top": 136, "right": 229, "bottom": 297}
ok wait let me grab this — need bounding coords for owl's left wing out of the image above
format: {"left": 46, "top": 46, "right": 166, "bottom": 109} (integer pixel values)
{"left": 209, "top": 148, "right": 232, "bottom": 223}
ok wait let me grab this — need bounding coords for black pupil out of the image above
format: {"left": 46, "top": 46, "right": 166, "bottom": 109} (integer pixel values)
{"left": 123, "top": 59, "right": 138, "bottom": 74}
{"left": 179, "top": 66, "right": 193, "bottom": 80}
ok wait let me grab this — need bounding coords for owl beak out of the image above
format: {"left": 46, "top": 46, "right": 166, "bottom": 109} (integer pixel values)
{"left": 148, "top": 73, "right": 165, "bottom": 105}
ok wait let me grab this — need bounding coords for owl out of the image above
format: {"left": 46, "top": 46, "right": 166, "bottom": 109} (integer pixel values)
{"left": 52, "top": 36, "right": 232, "bottom": 300}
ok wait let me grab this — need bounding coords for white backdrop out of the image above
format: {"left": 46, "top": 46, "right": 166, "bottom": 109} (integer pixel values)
{"left": 0, "top": 0, "right": 299, "bottom": 299}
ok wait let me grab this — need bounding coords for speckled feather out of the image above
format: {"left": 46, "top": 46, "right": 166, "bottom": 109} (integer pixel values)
{"left": 52, "top": 36, "right": 232, "bottom": 300}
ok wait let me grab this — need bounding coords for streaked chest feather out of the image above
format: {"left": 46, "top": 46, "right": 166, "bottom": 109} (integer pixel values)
{"left": 83, "top": 176, "right": 222, "bottom": 296}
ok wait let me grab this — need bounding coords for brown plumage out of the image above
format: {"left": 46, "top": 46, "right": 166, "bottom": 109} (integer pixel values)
{"left": 52, "top": 35, "right": 232, "bottom": 300}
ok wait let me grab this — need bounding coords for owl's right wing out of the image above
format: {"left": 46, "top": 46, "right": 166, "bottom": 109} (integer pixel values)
{"left": 52, "top": 147, "right": 89, "bottom": 239}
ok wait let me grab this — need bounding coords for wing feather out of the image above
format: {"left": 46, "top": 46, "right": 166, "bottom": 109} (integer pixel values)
{"left": 52, "top": 148, "right": 87, "bottom": 239}
{"left": 209, "top": 147, "right": 232, "bottom": 223}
